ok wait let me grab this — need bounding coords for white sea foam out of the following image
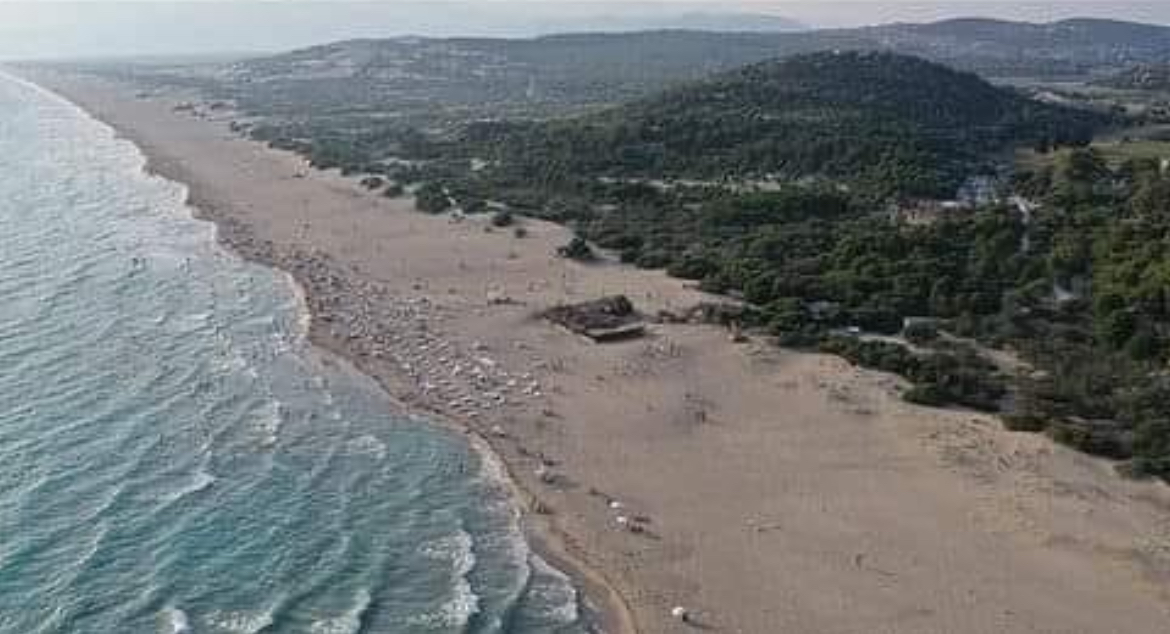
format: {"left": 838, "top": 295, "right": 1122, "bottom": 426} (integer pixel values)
{"left": 410, "top": 529, "right": 481, "bottom": 628}
{"left": 206, "top": 607, "right": 275, "bottom": 633}
{"left": 470, "top": 438, "right": 535, "bottom": 605}
{"left": 529, "top": 554, "right": 582, "bottom": 625}
{"left": 469, "top": 434, "right": 586, "bottom": 628}
{"left": 421, "top": 529, "right": 476, "bottom": 572}
{"left": 308, "top": 589, "right": 371, "bottom": 634}
{"left": 439, "top": 578, "right": 480, "bottom": 629}
{"left": 188, "top": 469, "right": 217, "bottom": 495}
{"left": 289, "top": 279, "right": 313, "bottom": 343}
{"left": 162, "top": 607, "right": 190, "bottom": 634}
{"left": 405, "top": 582, "right": 480, "bottom": 630}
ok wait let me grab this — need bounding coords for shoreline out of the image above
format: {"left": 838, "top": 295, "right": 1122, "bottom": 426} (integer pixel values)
{"left": 136, "top": 110, "right": 640, "bottom": 634}
{"left": 20, "top": 67, "right": 1170, "bottom": 634}
{"left": 16, "top": 74, "right": 638, "bottom": 632}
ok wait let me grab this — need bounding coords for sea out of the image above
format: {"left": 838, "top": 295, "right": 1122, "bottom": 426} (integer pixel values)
{"left": 0, "top": 74, "right": 591, "bottom": 633}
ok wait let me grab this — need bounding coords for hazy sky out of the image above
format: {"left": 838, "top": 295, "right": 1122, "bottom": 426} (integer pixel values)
{"left": 1, "top": 2, "right": 1169, "bottom": 59}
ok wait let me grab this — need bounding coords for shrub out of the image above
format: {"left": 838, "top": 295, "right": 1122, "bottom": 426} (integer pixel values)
{"left": 635, "top": 250, "right": 671, "bottom": 269}
{"left": 492, "top": 210, "right": 515, "bottom": 227}
{"left": 903, "top": 384, "right": 949, "bottom": 407}
{"left": 1047, "top": 422, "right": 1132, "bottom": 460}
{"left": 667, "top": 253, "right": 717, "bottom": 280}
{"left": 1002, "top": 414, "right": 1048, "bottom": 433}
{"left": 557, "top": 236, "right": 596, "bottom": 262}
{"left": 822, "top": 337, "right": 1004, "bottom": 412}
{"left": 774, "top": 329, "right": 821, "bottom": 348}
{"left": 360, "top": 175, "right": 385, "bottom": 190}
{"left": 415, "top": 182, "right": 451, "bottom": 213}
{"left": 904, "top": 321, "right": 941, "bottom": 345}
{"left": 463, "top": 198, "right": 488, "bottom": 214}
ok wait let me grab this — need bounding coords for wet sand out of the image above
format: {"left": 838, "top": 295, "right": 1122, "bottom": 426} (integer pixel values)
{"left": 24, "top": 69, "right": 1170, "bottom": 633}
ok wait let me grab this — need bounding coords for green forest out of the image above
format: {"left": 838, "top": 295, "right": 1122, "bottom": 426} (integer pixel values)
{"left": 456, "top": 52, "right": 1104, "bottom": 198}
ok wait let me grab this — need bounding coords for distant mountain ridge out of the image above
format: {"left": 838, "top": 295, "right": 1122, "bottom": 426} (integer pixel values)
{"left": 860, "top": 17, "right": 1170, "bottom": 76}
{"left": 231, "top": 15, "right": 1170, "bottom": 100}
{"left": 534, "top": 11, "right": 805, "bottom": 33}
{"left": 222, "top": 30, "right": 870, "bottom": 114}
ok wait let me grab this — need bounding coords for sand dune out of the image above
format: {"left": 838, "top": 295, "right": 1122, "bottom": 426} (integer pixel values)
{"left": 28, "top": 70, "right": 1170, "bottom": 634}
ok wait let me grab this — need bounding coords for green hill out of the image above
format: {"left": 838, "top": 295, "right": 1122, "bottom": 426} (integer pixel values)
{"left": 469, "top": 51, "right": 1107, "bottom": 198}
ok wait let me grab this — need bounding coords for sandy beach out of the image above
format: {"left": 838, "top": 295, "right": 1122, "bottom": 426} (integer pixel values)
{"left": 22, "top": 69, "right": 1170, "bottom": 633}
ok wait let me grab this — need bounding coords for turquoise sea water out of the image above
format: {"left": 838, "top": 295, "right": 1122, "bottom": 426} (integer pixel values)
{"left": 0, "top": 74, "right": 590, "bottom": 633}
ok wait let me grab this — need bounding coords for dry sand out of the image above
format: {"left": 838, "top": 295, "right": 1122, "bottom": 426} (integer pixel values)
{"left": 23, "top": 70, "right": 1170, "bottom": 634}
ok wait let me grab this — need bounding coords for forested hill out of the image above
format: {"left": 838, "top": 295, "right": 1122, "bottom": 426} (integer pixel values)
{"left": 466, "top": 52, "right": 1107, "bottom": 198}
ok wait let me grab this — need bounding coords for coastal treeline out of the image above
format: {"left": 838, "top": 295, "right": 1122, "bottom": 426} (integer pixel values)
{"left": 445, "top": 150, "right": 1170, "bottom": 480}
